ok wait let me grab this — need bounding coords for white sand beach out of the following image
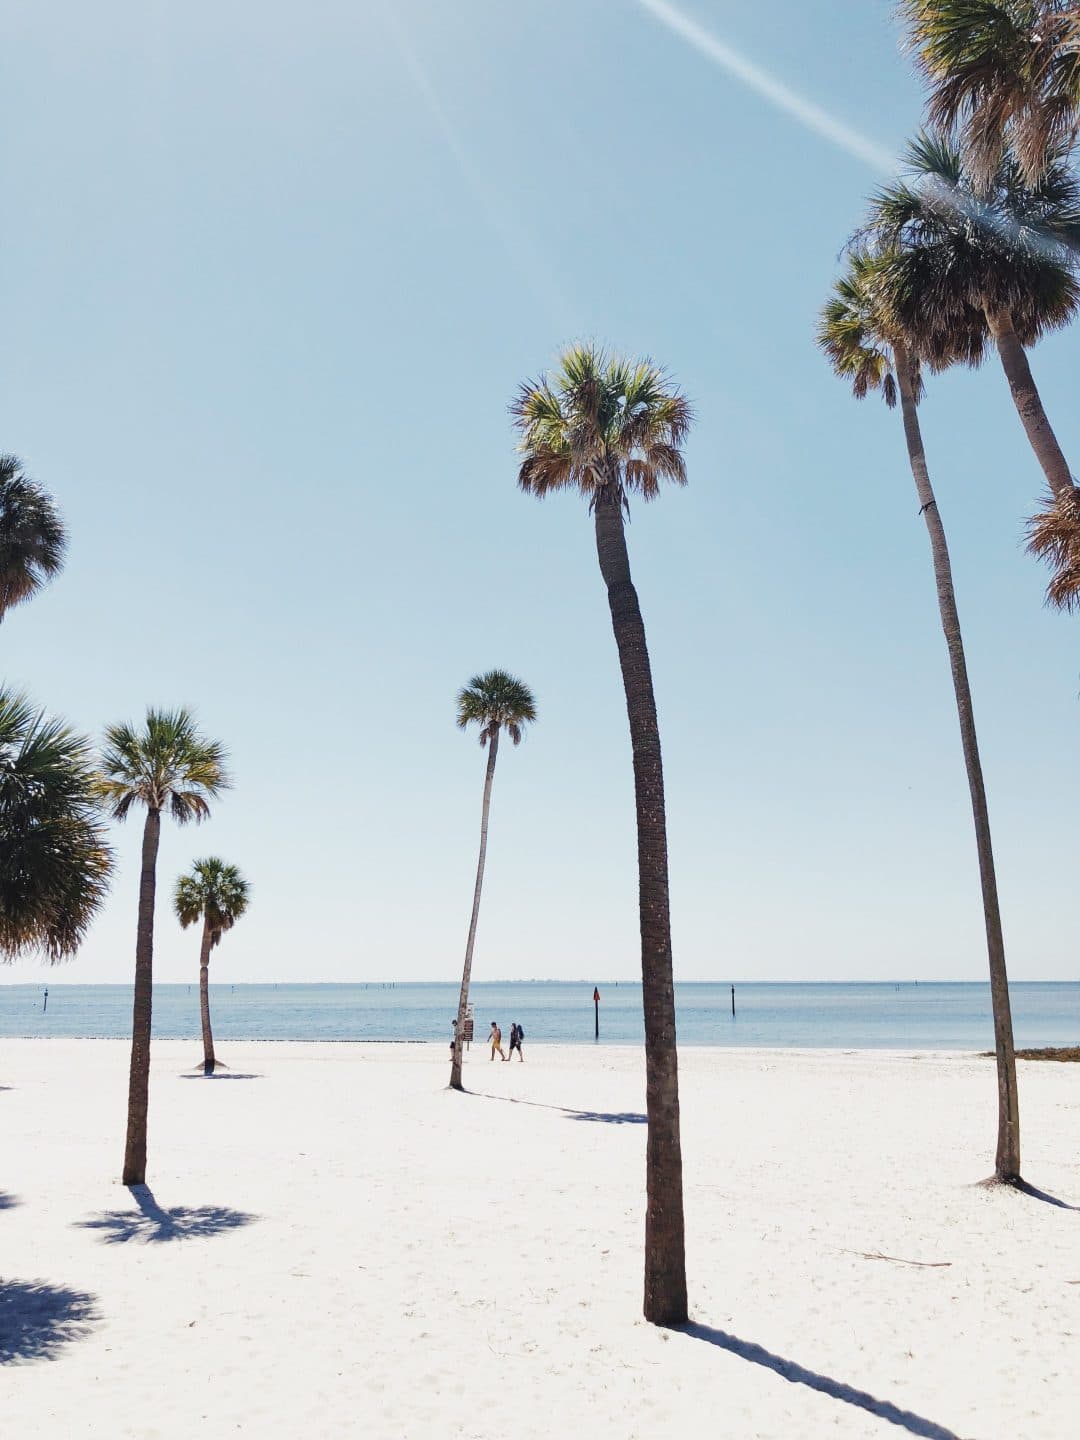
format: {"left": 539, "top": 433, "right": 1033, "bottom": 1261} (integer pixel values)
{"left": 2, "top": 1039, "right": 1078, "bottom": 1439}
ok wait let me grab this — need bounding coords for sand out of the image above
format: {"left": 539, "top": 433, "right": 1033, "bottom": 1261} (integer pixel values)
{"left": 1, "top": 1039, "right": 1077, "bottom": 1439}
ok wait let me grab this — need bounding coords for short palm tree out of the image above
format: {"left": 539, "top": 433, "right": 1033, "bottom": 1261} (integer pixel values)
{"left": 818, "top": 248, "right": 1021, "bottom": 1181}
{"left": 0, "top": 688, "right": 112, "bottom": 962}
{"left": 512, "top": 343, "right": 690, "bottom": 1326}
{"left": 872, "top": 133, "right": 1080, "bottom": 603}
{"left": 0, "top": 456, "right": 67, "bottom": 624}
{"left": 449, "top": 670, "right": 536, "bottom": 1092}
{"left": 99, "top": 708, "right": 230, "bottom": 1184}
{"left": 175, "top": 858, "right": 250, "bottom": 1075}
{"left": 901, "top": 1, "right": 1080, "bottom": 184}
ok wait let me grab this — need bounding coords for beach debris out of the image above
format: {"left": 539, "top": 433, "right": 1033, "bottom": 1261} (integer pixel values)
{"left": 852, "top": 1249, "right": 952, "bottom": 1268}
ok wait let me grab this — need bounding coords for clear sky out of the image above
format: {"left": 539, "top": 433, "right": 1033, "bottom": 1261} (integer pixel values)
{"left": 2, "top": 0, "right": 1078, "bottom": 986}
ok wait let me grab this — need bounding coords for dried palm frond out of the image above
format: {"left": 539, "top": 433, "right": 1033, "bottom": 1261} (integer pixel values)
{"left": 1025, "top": 482, "right": 1080, "bottom": 607}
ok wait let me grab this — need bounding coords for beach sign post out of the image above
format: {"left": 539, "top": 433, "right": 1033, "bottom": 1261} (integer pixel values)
{"left": 593, "top": 986, "right": 600, "bottom": 1040}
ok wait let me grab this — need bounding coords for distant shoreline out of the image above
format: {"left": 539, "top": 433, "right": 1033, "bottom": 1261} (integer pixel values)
{"left": 3, "top": 978, "right": 1078, "bottom": 988}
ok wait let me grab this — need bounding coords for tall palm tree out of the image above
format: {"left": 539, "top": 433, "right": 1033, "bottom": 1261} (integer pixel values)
{"left": 0, "top": 688, "right": 112, "bottom": 962}
{"left": 449, "top": 670, "right": 536, "bottom": 1092}
{"left": 872, "top": 133, "right": 1080, "bottom": 602}
{"left": 174, "top": 858, "right": 250, "bottom": 1075}
{"left": 0, "top": 456, "right": 67, "bottom": 624}
{"left": 818, "top": 249, "right": 1021, "bottom": 1181}
{"left": 901, "top": 1, "right": 1080, "bottom": 185}
{"left": 512, "top": 343, "right": 691, "bottom": 1325}
{"left": 99, "top": 709, "right": 230, "bottom": 1184}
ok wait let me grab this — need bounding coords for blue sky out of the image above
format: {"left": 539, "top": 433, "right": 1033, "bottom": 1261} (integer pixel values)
{"left": 2, "top": 0, "right": 1078, "bottom": 986}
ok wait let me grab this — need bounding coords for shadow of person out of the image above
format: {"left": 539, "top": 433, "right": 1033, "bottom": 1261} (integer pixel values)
{"left": 74, "top": 1186, "right": 257, "bottom": 1244}
{"left": 680, "top": 1324, "right": 964, "bottom": 1440}
{"left": 0, "top": 1279, "right": 100, "bottom": 1363}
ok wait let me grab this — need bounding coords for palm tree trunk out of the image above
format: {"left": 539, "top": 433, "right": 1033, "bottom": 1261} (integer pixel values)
{"left": 199, "top": 921, "right": 215, "bottom": 1075}
{"left": 122, "top": 806, "right": 160, "bottom": 1185}
{"left": 449, "top": 728, "right": 500, "bottom": 1091}
{"left": 593, "top": 485, "right": 687, "bottom": 1326}
{"left": 895, "top": 343, "right": 1021, "bottom": 1182}
{"left": 985, "top": 306, "right": 1075, "bottom": 499}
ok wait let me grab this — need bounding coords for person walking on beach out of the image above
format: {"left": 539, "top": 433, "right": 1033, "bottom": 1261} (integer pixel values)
{"left": 490, "top": 1021, "right": 506, "bottom": 1061}
{"left": 508, "top": 1022, "right": 524, "bottom": 1062}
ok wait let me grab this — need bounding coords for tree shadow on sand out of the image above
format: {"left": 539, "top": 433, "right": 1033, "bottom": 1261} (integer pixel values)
{"left": 178, "top": 1072, "right": 261, "bottom": 1081}
{"left": 565, "top": 1109, "right": 646, "bottom": 1125}
{"left": 475, "top": 1093, "right": 646, "bottom": 1125}
{"left": 1007, "top": 1179, "right": 1078, "bottom": 1212}
{"left": 681, "top": 1324, "right": 963, "bottom": 1440}
{"left": 0, "top": 1279, "right": 100, "bottom": 1363}
{"left": 74, "top": 1185, "right": 257, "bottom": 1244}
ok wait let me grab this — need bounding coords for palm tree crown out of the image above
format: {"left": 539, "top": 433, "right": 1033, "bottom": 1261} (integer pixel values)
{"left": 175, "top": 858, "right": 249, "bottom": 947}
{"left": 818, "top": 249, "right": 912, "bottom": 406}
{"left": 872, "top": 132, "right": 1080, "bottom": 607}
{"left": 817, "top": 244, "right": 987, "bottom": 397}
{"left": 99, "top": 708, "right": 230, "bottom": 822}
{"left": 870, "top": 131, "right": 1080, "bottom": 342}
{"left": 456, "top": 671, "right": 537, "bottom": 748}
{"left": 0, "top": 688, "right": 113, "bottom": 961}
{"left": 511, "top": 343, "right": 691, "bottom": 512}
{"left": 901, "top": 1, "right": 1080, "bottom": 184}
{"left": 0, "top": 456, "right": 67, "bottom": 622}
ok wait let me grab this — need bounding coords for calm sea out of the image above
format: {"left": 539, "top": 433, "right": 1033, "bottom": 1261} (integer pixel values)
{"left": 1, "top": 981, "right": 1078, "bottom": 1049}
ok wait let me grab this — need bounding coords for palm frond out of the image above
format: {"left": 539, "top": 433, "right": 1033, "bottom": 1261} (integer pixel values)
{"left": 1, "top": 687, "right": 113, "bottom": 961}
{"left": 901, "top": 1, "right": 1080, "bottom": 184}
{"left": 1025, "top": 482, "right": 1080, "bottom": 606}
{"left": 0, "top": 456, "right": 68, "bottom": 621}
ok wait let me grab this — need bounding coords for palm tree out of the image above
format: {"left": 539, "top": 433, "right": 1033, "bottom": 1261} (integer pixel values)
{"left": 818, "top": 249, "right": 1021, "bottom": 1181}
{"left": 0, "top": 688, "right": 112, "bottom": 962}
{"left": 449, "top": 670, "right": 536, "bottom": 1092}
{"left": 174, "top": 858, "right": 250, "bottom": 1075}
{"left": 99, "top": 709, "right": 230, "bottom": 1184}
{"left": 900, "top": 1, "right": 1080, "bottom": 185}
{"left": 0, "top": 456, "right": 67, "bottom": 624}
{"left": 512, "top": 343, "right": 690, "bottom": 1325}
{"left": 872, "top": 133, "right": 1080, "bottom": 602}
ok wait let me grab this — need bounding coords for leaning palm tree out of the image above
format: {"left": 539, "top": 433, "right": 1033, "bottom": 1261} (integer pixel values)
{"left": 872, "top": 133, "right": 1080, "bottom": 602}
{"left": 818, "top": 248, "right": 1021, "bottom": 1181}
{"left": 901, "top": 0, "right": 1080, "bottom": 185}
{"left": 512, "top": 343, "right": 690, "bottom": 1325}
{"left": 0, "top": 688, "right": 112, "bottom": 962}
{"left": 174, "top": 858, "right": 250, "bottom": 1075}
{"left": 99, "top": 709, "right": 230, "bottom": 1184}
{"left": 449, "top": 670, "right": 536, "bottom": 1092}
{"left": 0, "top": 456, "right": 67, "bottom": 624}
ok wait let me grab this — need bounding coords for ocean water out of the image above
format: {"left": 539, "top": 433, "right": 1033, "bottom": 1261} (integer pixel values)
{"left": 1, "top": 981, "right": 1078, "bottom": 1049}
